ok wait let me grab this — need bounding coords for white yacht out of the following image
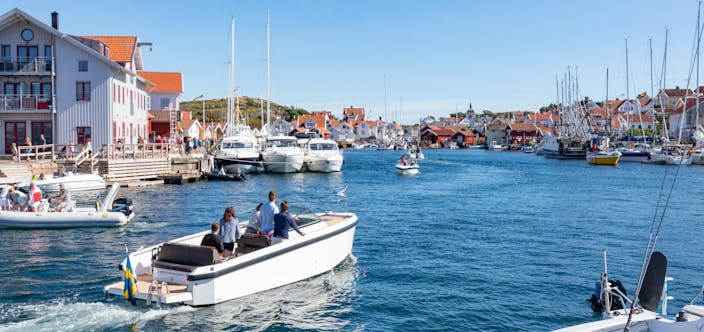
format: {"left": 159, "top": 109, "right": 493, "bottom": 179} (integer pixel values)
{"left": 261, "top": 135, "right": 305, "bottom": 173}
{"left": 214, "top": 129, "right": 262, "bottom": 174}
{"left": 303, "top": 138, "right": 343, "bottom": 173}
{"left": 104, "top": 211, "right": 358, "bottom": 306}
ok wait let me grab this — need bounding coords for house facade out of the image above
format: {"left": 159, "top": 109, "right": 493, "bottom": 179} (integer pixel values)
{"left": 0, "top": 9, "right": 174, "bottom": 154}
{"left": 140, "top": 71, "right": 183, "bottom": 140}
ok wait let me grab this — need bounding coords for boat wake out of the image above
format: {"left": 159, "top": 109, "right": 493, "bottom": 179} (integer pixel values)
{"left": 0, "top": 299, "right": 195, "bottom": 331}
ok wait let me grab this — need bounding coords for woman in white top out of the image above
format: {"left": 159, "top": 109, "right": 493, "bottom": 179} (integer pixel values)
{"left": 245, "top": 203, "right": 264, "bottom": 234}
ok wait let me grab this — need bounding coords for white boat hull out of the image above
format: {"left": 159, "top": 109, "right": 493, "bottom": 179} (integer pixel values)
{"left": 0, "top": 209, "right": 131, "bottom": 228}
{"left": 396, "top": 164, "right": 420, "bottom": 175}
{"left": 262, "top": 152, "right": 304, "bottom": 173}
{"left": 304, "top": 155, "right": 343, "bottom": 172}
{"left": 104, "top": 213, "right": 357, "bottom": 306}
{"left": 25, "top": 173, "right": 106, "bottom": 192}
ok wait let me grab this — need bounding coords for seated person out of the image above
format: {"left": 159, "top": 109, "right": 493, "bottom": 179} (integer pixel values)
{"left": 201, "top": 222, "right": 225, "bottom": 254}
{"left": 272, "top": 201, "right": 305, "bottom": 244}
{"left": 49, "top": 183, "right": 71, "bottom": 212}
{"left": 245, "top": 203, "right": 264, "bottom": 234}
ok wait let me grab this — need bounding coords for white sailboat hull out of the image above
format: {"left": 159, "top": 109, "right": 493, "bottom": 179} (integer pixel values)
{"left": 396, "top": 164, "right": 420, "bottom": 175}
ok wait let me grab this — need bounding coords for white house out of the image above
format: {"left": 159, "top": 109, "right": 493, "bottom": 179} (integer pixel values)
{"left": 355, "top": 120, "right": 377, "bottom": 140}
{"left": 0, "top": 8, "right": 163, "bottom": 153}
{"left": 140, "top": 71, "right": 183, "bottom": 140}
{"left": 270, "top": 117, "right": 294, "bottom": 136}
{"left": 329, "top": 120, "right": 355, "bottom": 143}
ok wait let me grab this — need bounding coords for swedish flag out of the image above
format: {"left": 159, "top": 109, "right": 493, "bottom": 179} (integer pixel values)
{"left": 123, "top": 247, "right": 138, "bottom": 306}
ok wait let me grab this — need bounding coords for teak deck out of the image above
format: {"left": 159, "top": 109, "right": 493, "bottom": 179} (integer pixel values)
{"left": 105, "top": 274, "right": 189, "bottom": 297}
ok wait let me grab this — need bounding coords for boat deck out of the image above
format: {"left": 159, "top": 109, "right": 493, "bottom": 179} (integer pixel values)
{"left": 105, "top": 274, "right": 189, "bottom": 298}
{"left": 319, "top": 213, "right": 349, "bottom": 226}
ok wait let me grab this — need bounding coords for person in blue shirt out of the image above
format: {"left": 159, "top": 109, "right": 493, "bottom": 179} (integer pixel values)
{"left": 259, "top": 190, "right": 279, "bottom": 236}
{"left": 219, "top": 206, "right": 241, "bottom": 254}
{"left": 273, "top": 200, "right": 305, "bottom": 243}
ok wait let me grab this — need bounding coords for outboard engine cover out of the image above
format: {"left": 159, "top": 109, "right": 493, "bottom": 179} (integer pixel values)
{"left": 589, "top": 279, "right": 628, "bottom": 313}
{"left": 111, "top": 197, "right": 133, "bottom": 217}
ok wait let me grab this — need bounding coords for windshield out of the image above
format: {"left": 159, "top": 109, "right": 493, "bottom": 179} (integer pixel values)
{"left": 267, "top": 139, "right": 297, "bottom": 148}
{"left": 309, "top": 143, "right": 337, "bottom": 151}
{"left": 289, "top": 205, "right": 321, "bottom": 227}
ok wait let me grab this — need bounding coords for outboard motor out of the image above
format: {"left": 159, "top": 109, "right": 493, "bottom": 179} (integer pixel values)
{"left": 589, "top": 279, "right": 628, "bottom": 312}
{"left": 111, "top": 198, "right": 133, "bottom": 217}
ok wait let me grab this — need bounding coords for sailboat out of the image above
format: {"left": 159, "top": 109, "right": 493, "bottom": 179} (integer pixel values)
{"left": 214, "top": 18, "right": 262, "bottom": 174}
{"left": 587, "top": 70, "right": 621, "bottom": 166}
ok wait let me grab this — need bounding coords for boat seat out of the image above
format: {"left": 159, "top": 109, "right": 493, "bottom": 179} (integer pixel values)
{"left": 152, "top": 242, "right": 219, "bottom": 272}
{"left": 235, "top": 235, "right": 271, "bottom": 256}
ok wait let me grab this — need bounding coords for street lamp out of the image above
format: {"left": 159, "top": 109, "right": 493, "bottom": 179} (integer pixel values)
{"left": 193, "top": 95, "right": 205, "bottom": 139}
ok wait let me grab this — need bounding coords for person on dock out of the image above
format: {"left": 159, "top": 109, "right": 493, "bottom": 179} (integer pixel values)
{"left": 201, "top": 222, "right": 225, "bottom": 254}
{"left": 11, "top": 142, "right": 18, "bottom": 162}
{"left": 49, "top": 183, "right": 71, "bottom": 212}
{"left": 272, "top": 201, "right": 305, "bottom": 244}
{"left": 24, "top": 137, "right": 32, "bottom": 161}
{"left": 219, "top": 207, "right": 241, "bottom": 256}
{"left": 245, "top": 203, "right": 264, "bottom": 234}
{"left": 259, "top": 190, "right": 279, "bottom": 237}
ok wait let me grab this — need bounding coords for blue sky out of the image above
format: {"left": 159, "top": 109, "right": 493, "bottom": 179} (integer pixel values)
{"left": 3, "top": 1, "right": 703, "bottom": 124}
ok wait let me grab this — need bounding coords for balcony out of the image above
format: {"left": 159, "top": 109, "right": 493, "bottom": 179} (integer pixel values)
{"left": 0, "top": 57, "right": 52, "bottom": 75}
{"left": 0, "top": 94, "right": 52, "bottom": 111}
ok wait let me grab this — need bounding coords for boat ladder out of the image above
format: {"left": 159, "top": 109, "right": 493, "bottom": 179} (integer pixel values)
{"left": 146, "top": 281, "right": 169, "bottom": 307}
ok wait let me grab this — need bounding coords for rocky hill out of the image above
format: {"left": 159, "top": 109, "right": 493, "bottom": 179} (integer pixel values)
{"left": 179, "top": 97, "right": 308, "bottom": 125}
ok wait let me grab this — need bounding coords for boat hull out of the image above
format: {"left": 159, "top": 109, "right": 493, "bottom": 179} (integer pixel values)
{"left": 104, "top": 213, "right": 357, "bottom": 306}
{"left": 26, "top": 174, "right": 106, "bottom": 192}
{"left": 304, "top": 156, "right": 343, "bottom": 172}
{"left": 0, "top": 210, "right": 131, "bottom": 228}
{"left": 396, "top": 164, "right": 420, "bottom": 175}
{"left": 262, "top": 153, "right": 304, "bottom": 173}
{"left": 586, "top": 152, "right": 621, "bottom": 166}
{"left": 619, "top": 151, "right": 650, "bottom": 162}
{"left": 214, "top": 155, "right": 261, "bottom": 174}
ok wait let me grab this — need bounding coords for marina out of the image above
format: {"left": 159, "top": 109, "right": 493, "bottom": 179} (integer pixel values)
{"left": 3, "top": 2, "right": 704, "bottom": 331}
{"left": 2, "top": 149, "right": 704, "bottom": 331}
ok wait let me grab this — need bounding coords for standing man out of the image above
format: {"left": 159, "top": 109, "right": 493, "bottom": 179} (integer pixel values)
{"left": 259, "top": 190, "right": 279, "bottom": 236}
{"left": 28, "top": 182, "right": 42, "bottom": 212}
{"left": 272, "top": 201, "right": 305, "bottom": 244}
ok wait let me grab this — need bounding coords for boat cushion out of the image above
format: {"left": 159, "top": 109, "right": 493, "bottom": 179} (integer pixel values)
{"left": 237, "top": 235, "right": 271, "bottom": 249}
{"left": 153, "top": 242, "right": 219, "bottom": 272}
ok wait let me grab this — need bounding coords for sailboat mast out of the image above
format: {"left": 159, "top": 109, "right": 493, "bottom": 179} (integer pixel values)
{"left": 266, "top": 10, "right": 271, "bottom": 127}
{"left": 607, "top": 68, "right": 610, "bottom": 134}
{"left": 697, "top": 1, "right": 702, "bottom": 135}
{"left": 232, "top": 18, "right": 238, "bottom": 127}
{"left": 384, "top": 74, "right": 388, "bottom": 122}
{"left": 650, "top": 38, "right": 656, "bottom": 141}
{"left": 625, "top": 38, "right": 631, "bottom": 141}
{"left": 663, "top": 28, "right": 669, "bottom": 138}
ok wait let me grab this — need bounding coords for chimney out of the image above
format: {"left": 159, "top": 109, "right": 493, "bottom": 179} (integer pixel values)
{"left": 51, "top": 12, "right": 59, "bottom": 30}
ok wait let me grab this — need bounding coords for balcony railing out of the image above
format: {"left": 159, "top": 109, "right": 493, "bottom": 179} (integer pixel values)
{"left": 0, "top": 57, "right": 52, "bottom": 73}
{"left": 0, "top": 94, "right": 52, "bottom": 111}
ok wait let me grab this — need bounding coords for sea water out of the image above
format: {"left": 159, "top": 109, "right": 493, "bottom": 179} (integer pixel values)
{"left": 1, "top": 149, "right": 704, "bottom": 331}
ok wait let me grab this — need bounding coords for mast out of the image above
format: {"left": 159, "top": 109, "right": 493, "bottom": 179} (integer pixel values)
{"left": 697, "top": 1, "right": 702, "bottom": 137}
{"left": 266, "top": 10, "right": 271, "bottom": 128}
{"left": 661, "top": 28, "right": 669, "bottom": 139}
{"left": 650, "top": 38, "right": 656, "bottom": 141}
{"left": 232, "top": 18, "right": 239, "bottom": 127}
{"left": 226, "top": 16, "right": 236, "bottom": 136}
{"left": 607, "top": 68, "right": 610, "bottom": 134}
{"left": 625, "top": 38, "right": 631, "bottom": 142}
{"left": 384, "top": 74, "right": 388, "bottom": 122}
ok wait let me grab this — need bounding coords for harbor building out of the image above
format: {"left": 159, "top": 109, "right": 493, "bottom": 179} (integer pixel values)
{"left": 0, "top": 8, "right": 181, "bottom": 155}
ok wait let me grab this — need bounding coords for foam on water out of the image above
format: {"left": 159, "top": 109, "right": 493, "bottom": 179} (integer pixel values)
{"left": 0, "top": 299, "right": 195, "bottom": 332}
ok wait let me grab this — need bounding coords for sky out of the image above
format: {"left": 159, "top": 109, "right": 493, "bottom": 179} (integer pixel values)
{"left": 4, "top": 0, "right": 704, "bottom": 124}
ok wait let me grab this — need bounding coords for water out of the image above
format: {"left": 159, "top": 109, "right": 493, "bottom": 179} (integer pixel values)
{"left": 1, "top": 149, "right": 704, "bottom": 331}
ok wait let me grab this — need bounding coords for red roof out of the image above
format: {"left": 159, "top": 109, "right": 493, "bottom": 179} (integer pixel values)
{"left": 81, "top": 36, "right": 137, "bottom": 63}
{"left": 508, "top": 123, "right": 538, "bottom": 131}
{"left": 528, "top": 112, "right": 552, "bottom": 122}
{"left": 138, "top": 71, "right": 183, "bottom": 93}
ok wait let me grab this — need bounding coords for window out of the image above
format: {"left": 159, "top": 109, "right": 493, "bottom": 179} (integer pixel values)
{"left": 1, "top": 45, "right": 10, "bottom": 60}
{"left": 44, "top": 45, "right": 52, "bottom": 57}
{"left": 76, "top": 81, "right": 91, "bottom": 101}
{"left": 31, "top": 122, "right": 52, "bottom": 145}
{"left": 160, "top": 98, "right": 170, "bottom": 109}
{"left": 78, "top": 60, "right": 88, "bottom": 72}
{"left": 76, "top": 127, "right": 91, "bottom": 145}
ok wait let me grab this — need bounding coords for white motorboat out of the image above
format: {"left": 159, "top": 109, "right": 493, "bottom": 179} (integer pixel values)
{"left": 20, "top": 172, "right": 105, "bottom": 192}
{"left": 303, "top": 138, "right": 343, "bottom": 173}
{"left": 214, "top": 132, "right": 262, "bottom": 174}
{"left": 104, "top": 211, "right": 358, "bottom": 306}
{"left": 488, "top": 140, "right": 504, "bottom": 151}
{"left": 396, "top": 161, "right": 420, "bottom": 176}
{"left": 408, "top": 147, "right": 425, "bottom": 160}
{"left": 0, "top": 183, "right": 134, "bottom": 228}
{"left": 261, "top": 135, "right": 305, "bottom": 173}
{"left": 617, "top": 143, "right": 651, "bottom": 162}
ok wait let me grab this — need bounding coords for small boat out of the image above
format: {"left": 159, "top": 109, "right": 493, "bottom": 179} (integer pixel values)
{"left": 523, "top": 145, "right": 535, "bottom": 153}
{"left": 0, "top": 183, "right": 134, "bottom": 228}
{"left": 586, "top": 150, "right": 621, "bottom": 166}
{"left": 201, "top": 172, "right": 245, "bottom": 181}
{"left": 396, "top": 159, "right": 420, "bottom": 176}
{"left": 104, "top": 211, "right": 358, "bottom": 306}
{"left": 408, "top": 146, "right": 425, "bottom": 160}
{"left": 487, "top": 140, "right": 504, "bottom": 151}
{"left": 20, "top": 172, "right": 105, "bottom": 192}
